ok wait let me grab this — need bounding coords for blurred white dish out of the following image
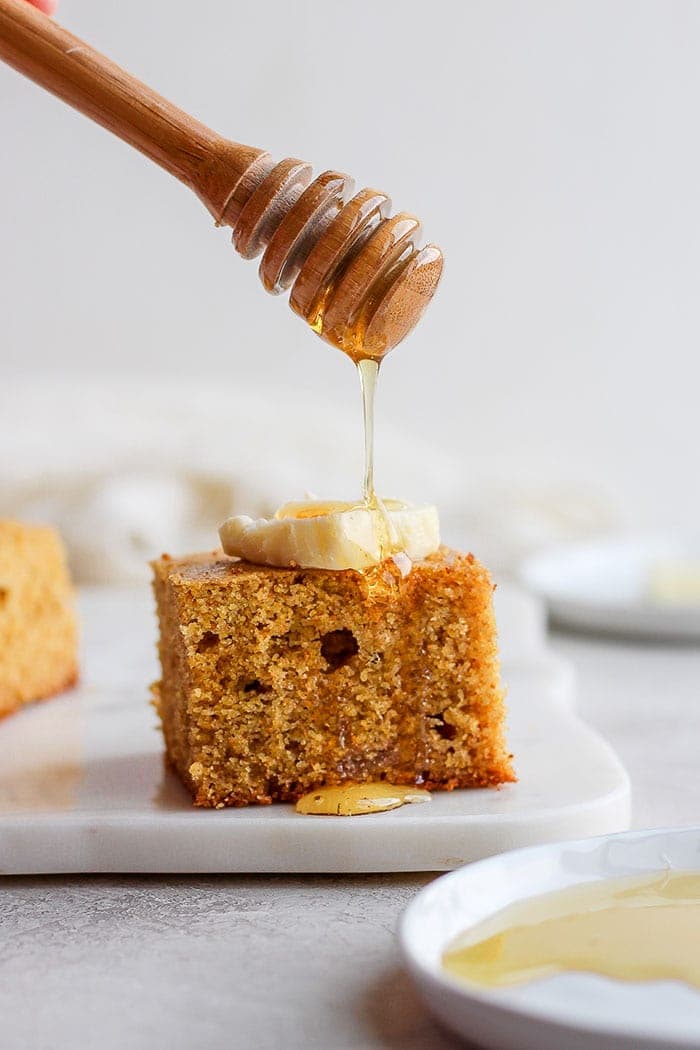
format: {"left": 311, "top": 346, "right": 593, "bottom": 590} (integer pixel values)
{"left": 400, "top": 827, "right": 700, "bottom": 1050}
{"left": 520, "top": 537, "right": 700, "bottom": 640}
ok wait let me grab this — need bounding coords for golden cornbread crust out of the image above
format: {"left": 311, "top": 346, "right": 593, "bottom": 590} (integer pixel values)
{"left": 152, "top": 546, "right": 514, "bottom": 807}
{"left": 0, "top": 520, "right": 79, "bottom": 719}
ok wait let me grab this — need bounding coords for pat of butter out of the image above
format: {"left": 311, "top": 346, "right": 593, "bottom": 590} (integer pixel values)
{"left": 219, "top": 499, "right": 440, "bottom": 572}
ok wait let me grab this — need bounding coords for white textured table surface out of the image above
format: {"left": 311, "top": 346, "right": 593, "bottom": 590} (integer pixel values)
{"left": 2, "top": 630, "right": 699, "bottom": 1050}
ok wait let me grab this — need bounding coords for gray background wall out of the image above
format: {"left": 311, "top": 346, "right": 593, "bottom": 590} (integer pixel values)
{"left": 3, "top": 0, "right": 699, "bottom": 544}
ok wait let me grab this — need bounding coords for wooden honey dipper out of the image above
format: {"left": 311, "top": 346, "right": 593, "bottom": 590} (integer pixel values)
{"left": 0, "top": 0, "right": 443, "bottom": 361}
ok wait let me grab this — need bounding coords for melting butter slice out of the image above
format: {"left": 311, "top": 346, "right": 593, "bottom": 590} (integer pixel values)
{"left": 296, "top": 783, "right": 432, "bottom": 816}
{"left": 219, "top": 499, "right": 440, "bottom": 571}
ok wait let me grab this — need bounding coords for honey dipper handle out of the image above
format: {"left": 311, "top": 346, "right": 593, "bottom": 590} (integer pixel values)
{"left": 0, "top": 0, "right": 267, "bottom": 223}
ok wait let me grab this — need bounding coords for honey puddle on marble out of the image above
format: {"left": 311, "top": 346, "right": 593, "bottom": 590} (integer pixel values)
{"left": 296, "top": 783, "right": 431, "bottom": 816}
{"left": 442, "top": 871, "right": 700, "bottom": 990}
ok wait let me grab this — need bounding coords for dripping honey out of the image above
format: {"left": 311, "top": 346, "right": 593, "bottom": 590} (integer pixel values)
{"left": 358, "top": 358, "right": 379, "bottom": 503}
{"left": 307, "top": 277, "right": 389, "bottom": 508}
{"left": 299, "top": 309, "right": 400, "bottom": 565}
{"left": 298, "top": 219, "right": 430, "bottom": 570}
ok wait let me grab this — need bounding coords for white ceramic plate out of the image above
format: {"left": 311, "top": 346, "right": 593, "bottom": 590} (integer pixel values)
{"left": 400, "top": 827, "right": 700, "bottom": 1050}
{"left": 520, "top": 537, "right": 700, "bottom": 640}
{"left": 0, "top": 586, "right": 629, "bottom": 874}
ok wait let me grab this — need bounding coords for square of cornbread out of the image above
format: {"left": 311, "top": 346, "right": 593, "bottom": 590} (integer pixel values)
{"left": 152, "top": 547, "right": 514, "bottom": 807}
{"left": 0, "top": 520, "right": 78, "bottom": 718}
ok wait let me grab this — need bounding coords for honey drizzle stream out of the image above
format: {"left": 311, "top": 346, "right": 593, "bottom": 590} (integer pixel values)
{"left": 357, "top": 356, "right": 400, "bottom": 572}
{"left": 307, "top": 249, "right": 409, "bottom": 569}
{"left": 358, "top": 358, "right": 380, "bottom": 506}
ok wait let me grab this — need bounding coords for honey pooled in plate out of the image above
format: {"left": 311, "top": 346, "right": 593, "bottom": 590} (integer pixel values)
{"left": 442, "top": 871, "right": 700, "bottom": 991}
{"left": 296, "top": 782, "right": 431, "bottom": 816}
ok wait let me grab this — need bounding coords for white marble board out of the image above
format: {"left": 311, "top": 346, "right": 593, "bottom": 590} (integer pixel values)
{"left": 0, "top": 585, "right": 630, "bottom": 874}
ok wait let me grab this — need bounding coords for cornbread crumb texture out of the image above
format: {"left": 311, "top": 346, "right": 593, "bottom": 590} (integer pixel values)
{"left": 0, "top": 520, "right": 78, "bottom": 718}
{"left": 152, "top": 546, "right": 514, "bottom": 808}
